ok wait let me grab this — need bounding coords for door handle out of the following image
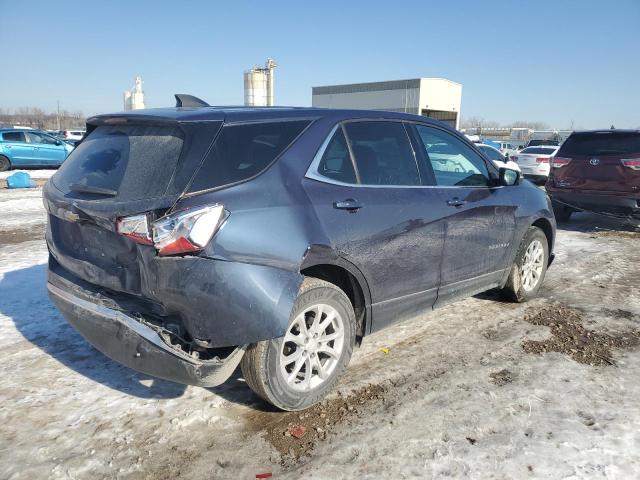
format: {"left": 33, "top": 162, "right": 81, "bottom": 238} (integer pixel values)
{"left": 334, "top": 198, "right": 363, "bottom": 212}
{"left": 446, "top": 198, "right": 467, "bottom": 207}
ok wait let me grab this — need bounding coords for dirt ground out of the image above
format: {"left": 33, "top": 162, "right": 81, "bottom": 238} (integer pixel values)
{"left": 0, "top": 184, "right": 639, "bottom": 479}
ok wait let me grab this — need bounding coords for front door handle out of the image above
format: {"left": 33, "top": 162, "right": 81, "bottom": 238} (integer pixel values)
{"left": 334, "top": 198, "right": 363, "bottom": 212}
{"left": 446, "top": 198, "right": 467, "bottom": 207}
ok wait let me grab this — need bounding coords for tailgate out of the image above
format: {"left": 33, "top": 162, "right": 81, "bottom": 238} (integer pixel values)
{"left": 44, "top": 117, "right": 221, "bottom": 294}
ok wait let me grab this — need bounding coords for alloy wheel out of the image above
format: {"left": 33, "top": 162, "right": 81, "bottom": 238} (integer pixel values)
{"left": 521, "top": 239, "right": 544, "bottom": 291}
{"left": 279, "top": 303, "right": 345, "bottom": 392}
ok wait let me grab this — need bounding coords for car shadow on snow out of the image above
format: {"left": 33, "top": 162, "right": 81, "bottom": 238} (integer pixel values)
{"left": 556, "top": 211, "right": 639, "bottom": 234}
{"left": 0, "top": 263, "right": 187, "bottom": 399}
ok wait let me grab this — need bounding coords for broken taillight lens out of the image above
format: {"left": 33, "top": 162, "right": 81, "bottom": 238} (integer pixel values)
{"left": 551, "top": 157, "right": 572, "bottom": 168}
{"left": 621, "top": 158, "right": 640, "bottom": 171}
{"left": 152, "top": 205, "right": 226, "bottom": 256}
{"left": 117, "top": 205, "right": 226, "bottom": 256}
{"left": 116, "top": 213, "right": 153, "bottom": 245}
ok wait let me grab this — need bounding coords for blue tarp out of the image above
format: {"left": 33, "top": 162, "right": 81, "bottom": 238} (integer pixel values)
{"left": 5, "top": 172, "right": 36, "bottom": 189}
{"left": 482, "top": 139, "right": 501, "bottom": 150}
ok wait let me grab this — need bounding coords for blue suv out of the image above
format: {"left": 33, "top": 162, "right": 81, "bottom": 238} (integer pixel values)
{"left": 0, "top": 128, "right": 74, "bottom": 171}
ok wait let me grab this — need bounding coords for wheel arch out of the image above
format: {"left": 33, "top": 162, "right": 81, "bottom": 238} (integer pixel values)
{"left": 300, "top": 245, "right": 371, "bottom": 344}
{"left": 531, "top": 217, "right": 554, "bottom": 264}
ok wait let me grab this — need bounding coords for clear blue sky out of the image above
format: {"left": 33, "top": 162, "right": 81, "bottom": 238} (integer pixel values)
{"left": 1, "top": 0, "right": 638, "bottom": 129}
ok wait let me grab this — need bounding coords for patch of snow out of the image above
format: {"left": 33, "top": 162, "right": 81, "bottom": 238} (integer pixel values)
{"left": 0, "top": 188, "right": 46, "bottom": 229}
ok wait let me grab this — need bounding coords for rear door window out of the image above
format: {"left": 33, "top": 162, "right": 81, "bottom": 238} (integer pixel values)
{"left": 2, "top": 131, "right": 27, "bottom": 142}
{"left": 415, "top": 125, "right": 490, "bottom": 187}
{"left": 188, "top": 120, "right": 310, "bottom": 193}
{"left": 558, "top": 132, "right": 640, "bottom": 156}
{"left": 343, "top": 121, "right": 420, "bottom": 186}
{"left": 52, "top": 124, "right": 184, "bottom": 200}
{"left": 317, "top": 128, "right": 357, "bottom": 184}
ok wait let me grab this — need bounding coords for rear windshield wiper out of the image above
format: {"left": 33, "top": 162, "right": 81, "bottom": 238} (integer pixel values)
{"left": 69, "top": 183, "right": 118, "bottom": 196}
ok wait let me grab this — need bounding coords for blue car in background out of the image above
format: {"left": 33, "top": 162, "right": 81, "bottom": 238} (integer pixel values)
{"left": 0, "top": 128, "right": 74, "bottom": 171}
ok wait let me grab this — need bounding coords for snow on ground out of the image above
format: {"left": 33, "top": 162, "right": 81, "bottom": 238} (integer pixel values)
{"left": 0, "top": 188, "right": 46, "bottom": 229}
{"left": 0, "top": 169, "right": 57, "bottom": 180}
{"left": 0, "top": 191, "right": 638, "bottom": 479}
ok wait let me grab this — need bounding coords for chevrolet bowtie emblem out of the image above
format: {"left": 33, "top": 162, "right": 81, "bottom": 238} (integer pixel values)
{"left": 62, "top": 210, "right": 80, "bottom": 222}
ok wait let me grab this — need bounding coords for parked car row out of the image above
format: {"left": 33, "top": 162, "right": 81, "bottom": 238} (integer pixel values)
{"left": 447, "top": 130, "right": 638, "bottom": 223}
{"left": 0, "top": 128, "right": 74, "bottom": 171}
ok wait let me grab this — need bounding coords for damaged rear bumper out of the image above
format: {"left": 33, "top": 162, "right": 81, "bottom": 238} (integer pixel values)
{"left": 48, "top": 281, "right": 246, "bottom": 387}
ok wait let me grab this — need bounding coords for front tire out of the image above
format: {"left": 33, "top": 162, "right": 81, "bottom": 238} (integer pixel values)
{"left": 500, "top": 226, "right": 549, "bottom": 303}
{"left": 0, "top": 155, "right": 10, "bottom": 172}
{"left": 241, "top": 277, "right": 356, "bottom": 411}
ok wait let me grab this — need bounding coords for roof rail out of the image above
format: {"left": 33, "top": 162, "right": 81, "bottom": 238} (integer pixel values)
{"left": 174, "top": 94, "right": 210, "bottom": 108}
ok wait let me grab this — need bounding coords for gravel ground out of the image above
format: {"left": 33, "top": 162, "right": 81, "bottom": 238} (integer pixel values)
{"left": 0, "top": 184, "right": 638, "bottom": 479}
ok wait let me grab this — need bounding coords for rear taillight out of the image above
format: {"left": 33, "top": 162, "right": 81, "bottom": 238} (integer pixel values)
{"left": 621, "top": 158, "right": 640, "bottom": 171}
{"left": 117, "top": 205, "right": 226, "bottom": 256}
{"left": 551, "top": 157, "right": 572, "bottom": 168}
{"left": 116, "top": 214, "right": 153, "bottom": 245}
{"left": 536, "top": 157, "right": 550, "bottom": 164}
{"left": 152, "top": 205, "right": 225, "bottom": 256}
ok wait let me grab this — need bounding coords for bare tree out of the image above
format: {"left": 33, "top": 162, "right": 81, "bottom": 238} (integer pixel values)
{"left": 0, "top": 106, "right": 86, "bottom": 130}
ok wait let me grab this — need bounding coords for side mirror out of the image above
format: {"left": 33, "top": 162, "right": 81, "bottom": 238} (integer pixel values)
{"left": 499, "top": 167, "right": 520, "bottom": 186}
{"left": 55, "top": 140, "right": 62, "bottom": 146}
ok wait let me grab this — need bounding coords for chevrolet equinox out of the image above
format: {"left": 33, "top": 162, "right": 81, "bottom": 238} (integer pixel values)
{"left": 45, "top": 95, "right": 556, "bottom": 410}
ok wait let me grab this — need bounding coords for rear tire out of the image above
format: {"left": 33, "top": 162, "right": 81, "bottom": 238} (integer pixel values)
{"left": 552, "top": 201, "right": 573, "bottom": 222}
{"left": 500, "top": 226, "right": 549, "bottom": 303}
{"left": 0, "top": 155, "right": 10, "bottom": 172}
{"left": 241, "top": 277, "right": 356, "bottom": 411}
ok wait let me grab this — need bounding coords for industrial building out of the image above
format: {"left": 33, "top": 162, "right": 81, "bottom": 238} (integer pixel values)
{"left": 123, "top": 76, "right": 145, "bottom": 111}
{"left": 312, "top": 78, "right": 462, "bottom": 129}
{"left": 244, "top": 58, "right": 277, "bottom": 106}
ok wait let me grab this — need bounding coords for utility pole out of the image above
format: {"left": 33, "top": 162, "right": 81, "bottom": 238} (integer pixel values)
{"left": 56, "top": 100, "right": 60, "bottom": 131}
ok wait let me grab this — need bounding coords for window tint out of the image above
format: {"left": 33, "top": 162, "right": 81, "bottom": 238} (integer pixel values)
{"left": 344, "top": 121, "right": 419, "bottom": 186}
{"left": 317, "top": 128, "right": 357, "bottom": 184}
{"left": 2, "top": 131, "right": 26, "bottom": 142}
{"left": 558, "top": 132, "right": 640, "bottom": 156}
{"left": 53, "top": 124, "right": 184, "bottom": 200}
{"left": 520, "top": 147, "right": 556, "bottom": 154}
{"left": 25, "top": 132, "right": 57, "bottom": 145}
{"left": 188, "top": 120, "right": 310, "bottom": 192}
{"left": 415, "top": 125, "right": 490, "bottom": 187}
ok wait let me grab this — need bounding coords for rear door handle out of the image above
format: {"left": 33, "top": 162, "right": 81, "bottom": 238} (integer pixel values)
{"left": 334, "top": 198, "right": 363, "bottom": 212}
{"left": 446, "top": 198, "right": 467, "bottom": 207}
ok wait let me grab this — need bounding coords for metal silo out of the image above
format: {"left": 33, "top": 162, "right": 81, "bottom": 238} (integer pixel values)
{"left": 244, "top": 58, "right": 277, "bottom": 106}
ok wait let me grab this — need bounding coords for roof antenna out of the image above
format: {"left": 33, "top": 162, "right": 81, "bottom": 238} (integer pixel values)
{"left": 174, "top": 94, "right": 210, "bottom": 108}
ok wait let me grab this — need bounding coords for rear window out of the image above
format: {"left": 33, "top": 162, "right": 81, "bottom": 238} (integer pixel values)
{"left": 558, "top": 132, "right": 640, "bottom": 156}
{"left": 53, "top": 124, "right": 184, "bottom": 200}
{"left": 187, "top": 120, "right": 310, "bottom": 192}
{"left": 520, "top": 147, "right": 556, "bottom": 154}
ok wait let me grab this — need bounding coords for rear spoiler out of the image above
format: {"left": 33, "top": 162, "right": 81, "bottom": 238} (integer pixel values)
{"left": 174, "top": 94, "right": 210, "bottom": 108}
